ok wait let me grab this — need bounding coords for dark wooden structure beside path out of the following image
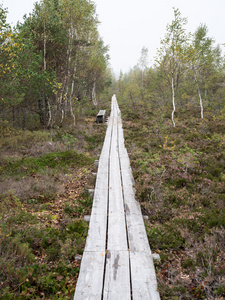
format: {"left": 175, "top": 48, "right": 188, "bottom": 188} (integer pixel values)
{"left": 74, "top": 95, "right": 160, "bottom": 300}
{"left": 96, "top": 110, "right": 106, "bottom": 123}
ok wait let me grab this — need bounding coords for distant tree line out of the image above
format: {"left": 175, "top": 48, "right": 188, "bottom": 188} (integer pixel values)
{"left": 117, "top": 8, "right": 225, "bottom": 125}
{"left": 0, "top": 0, "right": 111, "bottom": 129}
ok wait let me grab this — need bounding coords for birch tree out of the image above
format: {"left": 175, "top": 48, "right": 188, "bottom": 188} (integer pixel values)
{"left": 155, "top": 8, "right": 189, "bottom": 126}
{"left": 1, "top": 0, "right": 110, "bottom": 128}
{"left": 138, "top": 46, "right": 149, "bottom": 86}
{"left": 189, "top": 25, "right": 216, "bottom": 119}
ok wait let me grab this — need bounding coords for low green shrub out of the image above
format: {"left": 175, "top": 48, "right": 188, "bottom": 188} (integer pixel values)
{"left": 1, "top": 150, "right": 94, "bottom": 177}
{"left": 147, "top": 224, "right": 185, "bottom": 250}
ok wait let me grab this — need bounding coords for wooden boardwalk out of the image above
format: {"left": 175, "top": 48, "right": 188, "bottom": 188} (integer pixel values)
{"left": 74, "top": 95, "right": 160, "bottom": 300}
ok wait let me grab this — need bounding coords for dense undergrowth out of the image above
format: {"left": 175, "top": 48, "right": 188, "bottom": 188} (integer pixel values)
{"left": 0, "top": 114, "right": 107, "bottom": 299}
{"left": 119, "top": 100, "right": 225, "bottom": 299}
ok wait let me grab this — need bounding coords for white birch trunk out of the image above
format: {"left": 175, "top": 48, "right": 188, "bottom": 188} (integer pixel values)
{"left": 43, "top": 20, "right": 47, "bottom": 71}
{"left": 59, "top": 22, "right": 73, "bottom": 107}
{"left": 171, "top": 76, "right": 176, "bottom": 127}
{"left": 92, "top": 82, "right": 97, "bottom": 106}
{"left": 61, "top": 108, "right": 64, "bottom": 125}
{"left": 197, "top": 81, "right": 204, "bottom": 119}
{"left": 193, "top": 65, "right": 204, "bottom": 119}
{"left": 68, "top": 63, "right": 77, "bottom": 127}
{"left": 69, "top": 99, "right": 76, "bottom": 126}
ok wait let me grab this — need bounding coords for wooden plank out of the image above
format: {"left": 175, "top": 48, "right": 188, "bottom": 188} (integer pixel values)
{"left": 97, "top": 158, "right": 109, "bottom": 173}
{"left": 115, "top": 96, "right": 160, "bottom": 298}
{"left": 97, "top": 110, "right": 106, "bottom": 116}
{"left": 107, "top": 211, "right": 127, "bottom": 251}
{"left": 85, "top": 213, "right": 107, "bottom": 252}
{"left": 91, "top": 188, "right": 108, "bottom": 215}
{"left": 74, "top": 251, "right": 105, "bottom": 300}
{"left": 123, "top": 191, "right": 142, "bottom": 216}
{"left": 107, "top": 105, "right": 128, "bottom": 251}
{"left": 130, "top": 251, "right": 160, "bottom": 300}
{"left": 103, "top": 250, "right": 131, "bottom": 300}
{"left": 99, "top": 116, "right": 113, "bottom": 157}
{"left": 126, "top": 209, "right": 151, "bottom": 253}
{"left": 85, "top": 188, "right": 108, "bottom": 252}
{"left": 74, "top": 100, "right": 113, "bottom": 300}
{"left": 95, "top": 171, "right": 108, "bottom": 191}
{"left": 99, "top": 135, "right": 111, "bottom": 158}
{"left": 120, "top": 169, "right": 135, "bottom": 189}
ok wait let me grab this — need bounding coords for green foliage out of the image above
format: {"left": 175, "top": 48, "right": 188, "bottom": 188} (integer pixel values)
{"left": 1, "top": 150, "right": 94, "bottom": 177}
{"left": 0, "top": 0, "right": 111, "bottom": 129}
{"left": 147, "top": 224, "right": 184, "bottom": 250}
{"left": 9, "top": 211, "right": 38, "bottom": 225}
{"left": 85, "top": 132, "right": 105, "bottom": 151}
{"left": 0, "top": 194, "right": 88, "bottom": 298}
{"left": 64, "top": 190, "right": 92, "bottom": 216}
{"left": 0, "top": 127, "right": 50, "bottom": 150}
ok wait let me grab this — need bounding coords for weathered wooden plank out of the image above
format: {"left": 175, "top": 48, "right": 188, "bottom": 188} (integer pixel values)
{"left": 119, "top": 156, "right": 133, "bottom": 172}
{"left": 123, "top": 191, "right": 142, "bottom": 215}
{"left": 99, "top": 116, "right": 113, "bottom": 157}
{"left": 120, "top": 169, "right": 135, "bottom": 189}
{"left": 109, "top": 155, "right": 122, "bottom": 188}
{"left": 95, "top": 171, "right": 108, "bottom": 191}
{"left": 74, "top": 251, "right": 105, "bottom": 300}
{"left": 96, "top": 158, "right": 109, "bottom": 174}
{"left": 115, "top": 96, "right": 160, "bottom": 299}
{"left": 126, "top": 210, "right": 151, "bottom": 253}
{"left": 130, "top": 251, "right": 160, "bottom": 300}
{"left": 74, "top": 102, "right": 113, "bottom": 300}
{"left": 85, "top": 213, "right": 107, "bottom": 252}
{"left": 91, "top": 188, "right": 108, "bottom": 215}
{"left": 107, "top": 108, "right": 128, "bottom": 251}
{"left": 117, "top": 122, "right": 126, "bottom": 150}
{"left": 107, "top": 211, "right": 127, "bottom": 251}
{"left": 103, "top": 250, "right": 131, "bottom": 300}
{"left": 85, "top": 188, "right": 108, "bottom": 252}
{"left": 99, "top": 138, "right": 111, "bottom": 158}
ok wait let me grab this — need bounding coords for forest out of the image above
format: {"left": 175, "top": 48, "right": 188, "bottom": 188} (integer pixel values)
{"left": 0, "top": 0, "right": 110, "bottom": 129}
{"left": 0, "top": 1, "right": 225, "bottom": 299}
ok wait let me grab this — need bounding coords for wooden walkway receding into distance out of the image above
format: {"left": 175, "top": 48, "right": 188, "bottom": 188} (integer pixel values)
{"left": 74, "top": 95, "right": 160, "bottom": 300}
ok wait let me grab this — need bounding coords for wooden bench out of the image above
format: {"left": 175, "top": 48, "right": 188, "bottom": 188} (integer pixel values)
{"left": 96, "top": 110, "right": 106, "bottom": 123}
{"left": 74, "top": 95, "right": 160, "bottom": 299}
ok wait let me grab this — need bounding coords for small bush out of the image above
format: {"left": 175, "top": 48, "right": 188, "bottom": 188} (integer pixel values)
{"left": 0, "top": 128, "right": 50, "bottom": 151}
{"left": 67, "top": 220, "right": 87, "bottom": 236}
{"left": 1, "top": 150, "right": 94, "bottom": 177}
{"left": 147, "top": 224, "right": 185, "bottom": 250}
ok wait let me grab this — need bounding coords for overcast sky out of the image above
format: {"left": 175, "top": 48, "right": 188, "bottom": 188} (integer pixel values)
{"left": 2, "top": 0, "right": 225, "bottom": 74}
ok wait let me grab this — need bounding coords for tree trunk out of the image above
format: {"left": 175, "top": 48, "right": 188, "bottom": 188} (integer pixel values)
{"left": 47, "top": 100, "right": 52, "bottom": 128}
{"left": 38, "top": 97, "right": 47, "bottom": 125}
{"left": 59, "top": 21, "right": 74, "bottom": 121}
{"left": 68, "top": 61, "right": 77, "bottom": 127}
{"left": 92, "top": 82, "right": 97, "bottom": 106}
{"left": 193, "top": 65, "right": 204, "bottom": 119}
{"left": 171, "top": 75, "right": 176, "bottom": 127}
{"left": 43, "top": 20, "right": 47, "bottom": 71}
